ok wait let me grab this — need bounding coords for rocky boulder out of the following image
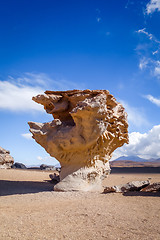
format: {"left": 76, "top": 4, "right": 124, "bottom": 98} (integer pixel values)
{"left": 103, "top": 180, "right": 150, "bottom": 193}
{"left": 0, "top": 146, "right": 14, "bottom": 169}
{"left": 40, "top": 164, "right": 56, "bottom": 171}
{"left": 11, "top": 162, "right": 27, "bottom": 169}
{"left": 141, "top": 182, "right": 160, "bottom": 192}
{"left": 28, "top": 89, "right": 128, "bottom": 191}
{"left": 49, "top": 173, "right": 60, "bottom": 183}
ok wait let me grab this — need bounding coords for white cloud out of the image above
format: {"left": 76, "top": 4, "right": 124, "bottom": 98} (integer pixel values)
{"left": 136, "top": 28, "right": 160, "bottom": 44}
{"left": 96, "top": 17, "right": 101, "bottom": 22}
{"left": 13, "top": 72, "right": 82, "bottom": 90}
{"left": 146, "top": 0, "right": 160, "bottom": 14}
{"left": 0, "top": 80, "right": 44, "bottom": 112}
{"left": 119, "top": 100, "right": 149, "bottom": 128}
{"left": 136, "top": 28, "right": 160, "bottom": 56}
{"left": 136, "top": 29, "right": 160, "bottom": 78}
{"left": 16, "top": 72, "right": 49, "bottom": 87}
{"left": 155, "top": 66, "right": 160, "bottom": 75}
{"left": 21, "top": 133, "right": 33, "bottom": 140}
{"left": 152, "top": 50, "right": 158, "bottom": 55}
{"left": 145, "top": 94, "right": 160, "bottom": 107}
{"left": 138, "top": 57, "right": 160, "bottom": 76}
{"left": 112, "top": 124, "right": 160, "bottom": 160}
{"left": 136, "top": 28, "right": 153, "bottom": 40}
{"left": 0, "top": 73, "right": 84, "bottom": 112}
{"left": 139, "top": 57, "right": 149, "bottom": 70}
{"left": 96, "top": 8, "right": 102, "bottom": 23}
{"left": 37, "top": 156, "right": 43, "bottom": 161}
{"left": 37, "top": 155, "right": 60, "bottom": 166}
{"left": 154, "top": 60, "right": 160, "bottom": 77}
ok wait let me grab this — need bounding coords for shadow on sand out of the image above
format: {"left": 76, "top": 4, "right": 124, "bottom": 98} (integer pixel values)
{"left": 111, "top": 167, "right": 160, "bottom": 174}
{"left": 0, "top": 180, "right": 55, "bottom": 196}
{"left": 123, "top": 191, "right": 160, "bottom": 197}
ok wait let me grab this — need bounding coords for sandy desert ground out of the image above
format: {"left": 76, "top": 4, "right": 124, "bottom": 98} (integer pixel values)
{"left": 0, "top": 169, "right": 160, "bottom": 240}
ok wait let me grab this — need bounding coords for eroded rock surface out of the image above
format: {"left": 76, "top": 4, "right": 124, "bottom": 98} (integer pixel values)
{"left": 141, "top": 182, "right": 160, "bottom": 192}
{"left": 28, "top": 89, "right": 128, "bottom": 191}
{"left": 0, "top": 146, "right": 14, "bottom": 169}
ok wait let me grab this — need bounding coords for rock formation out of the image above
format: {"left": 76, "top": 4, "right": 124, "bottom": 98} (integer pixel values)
{"left": 49, "top": 173, "right": 60, "bottom": 183}
{"left": 40, "top": 164, "right": 56, "bottom": 171}
{"left": 28, "top": 89, "right": 128, "bottom": 191}
{"left": 11, "top": 162, "right": 27, "bottom": 169}
{"left": 103, "top": 180, "right": 150, "bottom": 193}
{"left": 0, "top": 146, "right": 14, "bottom": 169}
{"left": 141, "top": 182, "right": 160, "bottom": 192}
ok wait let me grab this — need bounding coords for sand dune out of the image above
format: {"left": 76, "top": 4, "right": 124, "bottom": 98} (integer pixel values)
{"left": 0, "top": 169, "right": 160, "bottom": 240}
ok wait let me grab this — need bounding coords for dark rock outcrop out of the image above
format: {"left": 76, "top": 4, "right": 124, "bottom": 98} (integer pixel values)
{"left": 11, "top": 162, "right": 27, "bottom": 169}
{"left": 40, "top": 164, "right": 56, "bottom": 171}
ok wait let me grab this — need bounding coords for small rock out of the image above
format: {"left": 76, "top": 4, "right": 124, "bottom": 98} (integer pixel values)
{"left": 40, "top": 164, "right": 56, "bottom": 171}
{"left": 141, "top": 182, "right": 160, "bottom": 192}
{"left": 103, "top": 180, "right": 150, "bottom": 193}
{"left": 49, "top": 173, "right": 60, "bottom": 183}
{"left": 103, "top": 186, "right": 116, "bottom": 193}
{"left": 56, "top": 167, "right": 61, "bottom": 172}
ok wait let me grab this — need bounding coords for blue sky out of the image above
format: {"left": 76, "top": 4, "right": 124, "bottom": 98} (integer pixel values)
{"left": 0, "top": 0, "right": 160, "bottom": 166}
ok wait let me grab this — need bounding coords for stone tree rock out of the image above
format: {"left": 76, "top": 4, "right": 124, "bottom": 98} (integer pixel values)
{"left": 28, "top": 90, "right": 128, "bottom": 191}
{"left": 0, "top": 146, "right": 14, "bottom": 169}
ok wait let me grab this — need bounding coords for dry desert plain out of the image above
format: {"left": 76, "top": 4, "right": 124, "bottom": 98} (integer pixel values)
{"left": 0, "top": 168, "right": 160, "bottom": 240}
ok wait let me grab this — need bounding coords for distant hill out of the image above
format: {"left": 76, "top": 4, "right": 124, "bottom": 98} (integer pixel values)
{"left": 110, "top": 158, "right": 160, "bottom": 168}
{"left": 114, "top": 155, "right": 148, "bottom": 162}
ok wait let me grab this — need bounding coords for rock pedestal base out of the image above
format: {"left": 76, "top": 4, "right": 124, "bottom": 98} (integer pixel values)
{"left": 55, "top": 161, "right": 110, "bottom": 192}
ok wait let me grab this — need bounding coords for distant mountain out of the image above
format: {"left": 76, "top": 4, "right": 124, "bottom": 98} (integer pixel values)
{"left": 110, "top": 156, "right": 160, "bottom": 168}
{"left": 151, "top": 158, "right": 160, "bottom": 162}
{"left": 114, "top": 155, "right": 148, "bottom": 162}
{"left": 27, "top": 162, "right": 61, "bottom": 169}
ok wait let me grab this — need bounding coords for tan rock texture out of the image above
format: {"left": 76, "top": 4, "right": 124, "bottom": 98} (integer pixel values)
{"left": 0, "top": 146, "right": 14, "bottom": 169}
{"left": 141, "top": 182, "right": 160, "bottom": 192}
{"left": 28, "top": 89, "right": 128, "bottom": 191}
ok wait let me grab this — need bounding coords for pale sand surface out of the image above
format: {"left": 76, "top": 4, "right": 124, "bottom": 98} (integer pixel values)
{"left": 0, "top": 169, "right": 160, "bottom": 240}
